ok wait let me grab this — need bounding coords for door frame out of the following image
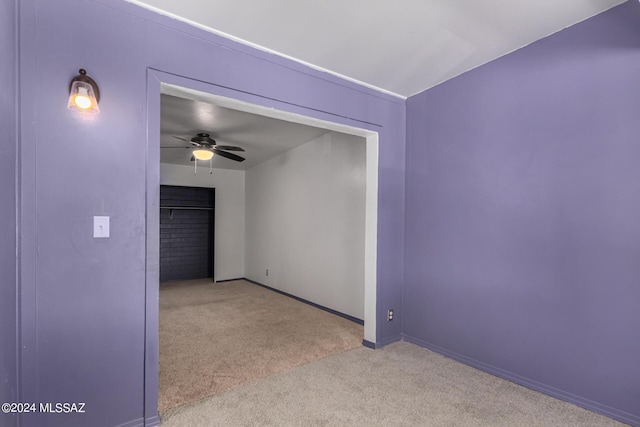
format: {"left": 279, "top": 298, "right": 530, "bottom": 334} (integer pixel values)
{"left": 145, "top": 68, "right": 379, "bottom": 421}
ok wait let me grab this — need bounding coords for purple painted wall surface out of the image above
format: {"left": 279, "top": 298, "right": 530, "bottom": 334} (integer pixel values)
{"left": 405, "top": 2, "right": 640, "bottom": 424}
{"left": 1, "top": 1, "right": 18, "bottom": 427}
{"left": 14, "top": 0, "right": 405, "bottom": 425}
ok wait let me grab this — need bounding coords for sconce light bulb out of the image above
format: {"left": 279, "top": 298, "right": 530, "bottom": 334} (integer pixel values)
{"left": 74, "top": 92, "right": 93, "bottom": 110}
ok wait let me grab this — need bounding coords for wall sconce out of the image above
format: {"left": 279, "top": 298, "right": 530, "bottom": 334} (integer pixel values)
{"left": 68, "top": 69, "right": 100, "bottom": 114}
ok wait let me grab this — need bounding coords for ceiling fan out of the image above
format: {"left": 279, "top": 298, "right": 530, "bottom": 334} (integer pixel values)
{"left": 162, "top": 132, "right": 246, "bottom": 162}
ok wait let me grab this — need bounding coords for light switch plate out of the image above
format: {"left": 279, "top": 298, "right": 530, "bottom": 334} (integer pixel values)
{"left": 93, "top": 216, "right": 110, "bottom": 238}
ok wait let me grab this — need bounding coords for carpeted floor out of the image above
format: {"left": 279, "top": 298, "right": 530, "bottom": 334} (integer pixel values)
{"left": 159, "top": 279, "right": 363, "bottom": 413}
{"left": 161, "top": 341, "right": 625, "bottom": 426}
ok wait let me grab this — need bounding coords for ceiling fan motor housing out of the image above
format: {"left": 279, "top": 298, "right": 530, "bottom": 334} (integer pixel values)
{"left": 191, "top": 133, "right": 216, "bottom": 145}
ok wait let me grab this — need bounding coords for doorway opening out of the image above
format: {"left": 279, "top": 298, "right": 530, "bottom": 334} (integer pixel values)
{"left": 159, "top": 185, "right": 215, "bottom": 282}
{"left": 146, "top": 69, "right": 380, "bottom": 418}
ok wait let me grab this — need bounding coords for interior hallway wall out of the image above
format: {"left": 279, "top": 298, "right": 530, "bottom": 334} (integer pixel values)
{"left": 160, "top": 163, "right": 245, "bottom": 281}
{"left": 245, "top": 132, "right": 366, "bottom": 319}
{"left": 404, "top": 2, "right": 640, "bottom": 424}
{"left": 0, "top": 1, "right": 18, "bottom": 427}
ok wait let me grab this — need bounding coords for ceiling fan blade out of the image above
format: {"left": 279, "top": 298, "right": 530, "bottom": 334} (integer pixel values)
{"left": 215, "top": 145, "right": 245, "bottom": 152}
{"left": 172, "top": 135, "right": 189, "bottom": 142}
{"left": 160, "top": 146, "right": 191, "bottom": 149}
{"left": 213, "top": 148, "right": 245, "bottom": 162}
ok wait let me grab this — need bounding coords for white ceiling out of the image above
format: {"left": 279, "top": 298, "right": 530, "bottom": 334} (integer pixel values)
{"left": 161, "top": 93, "right": 331, "bottom": 171}
{"left": 128, "top": 0, "right": 625, "bottom": 97}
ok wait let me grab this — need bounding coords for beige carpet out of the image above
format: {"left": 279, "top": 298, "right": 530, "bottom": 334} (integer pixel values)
{"left": 159, "top": 279, "right": 363, "bottom": 413}
{"left": 161, "top": 341, "right": 625, "bottom": 426}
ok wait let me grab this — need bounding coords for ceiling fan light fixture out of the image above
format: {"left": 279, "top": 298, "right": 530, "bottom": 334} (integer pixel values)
{"left": 193, "top": 149, "right": 214, "bottom": 161}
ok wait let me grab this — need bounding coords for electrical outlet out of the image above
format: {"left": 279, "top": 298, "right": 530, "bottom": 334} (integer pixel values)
{"left": 387, "top": 309, "right": 394, "bottom": 321}
{"left": 265, "top": 269, "right": 269, "bottom": 276}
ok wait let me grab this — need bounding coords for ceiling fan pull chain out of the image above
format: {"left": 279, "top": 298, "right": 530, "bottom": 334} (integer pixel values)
{"left": 209, "top": 158, "right": 213, "bottom": 174}
{"left": 194, "top": 158, "right": 197, "bottom": 175}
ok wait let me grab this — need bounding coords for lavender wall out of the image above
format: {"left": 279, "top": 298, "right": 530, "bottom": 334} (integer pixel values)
{"left": 0, "top": 1, "right": 18, "bottom": 427}
{"left": 404, "top": 2, "right": 640, "bottom": 424}
{"left": 16, "top": 0, "right": 404, "bottom": 426}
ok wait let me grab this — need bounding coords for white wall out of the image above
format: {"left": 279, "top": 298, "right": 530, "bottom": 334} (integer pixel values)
{"left": 160, "top": 163, "right": 245, "bottom": 281}
{"left": 245, "top": 132, "right": 367, "bottom": 319}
